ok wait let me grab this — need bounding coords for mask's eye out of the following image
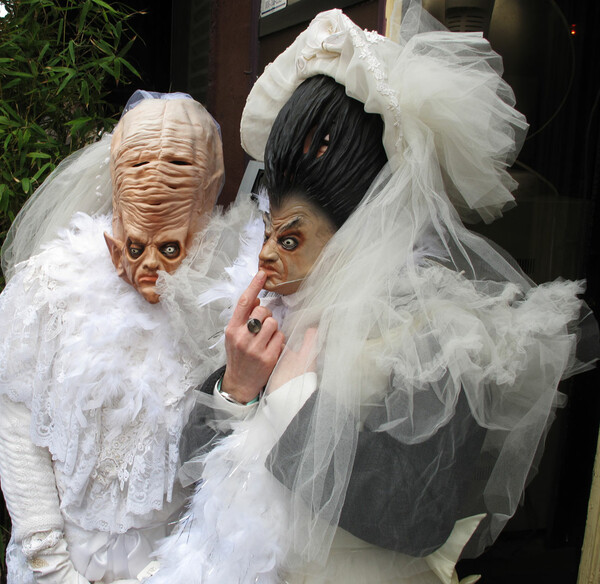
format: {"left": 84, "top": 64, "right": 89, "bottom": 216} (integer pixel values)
{"left": 160, "top": 242, "right": 181, "bottom": 259}
{"left": 279, "top": 237, "right": 298, "bottom": 251}
{"left": 128, "top": 242, "right": 145, "bottom": 259}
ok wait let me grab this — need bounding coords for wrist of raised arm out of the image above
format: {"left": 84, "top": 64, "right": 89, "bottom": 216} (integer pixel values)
{"left": 220, "top": 369, "right": 262, "bottom": 405}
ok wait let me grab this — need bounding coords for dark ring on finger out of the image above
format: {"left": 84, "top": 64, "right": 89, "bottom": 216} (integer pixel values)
{"left": 247, "top": 318, "right": 262, "bottom": 334}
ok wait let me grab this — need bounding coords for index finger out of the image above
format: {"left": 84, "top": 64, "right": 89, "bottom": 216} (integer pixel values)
{"left": 229, "top": 271, "right": 267, "bottom": 326}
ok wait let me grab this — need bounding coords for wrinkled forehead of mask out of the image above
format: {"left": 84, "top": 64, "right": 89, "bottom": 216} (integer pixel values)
{"left": 110, "top": 98, "right": 224, "bottom": 240}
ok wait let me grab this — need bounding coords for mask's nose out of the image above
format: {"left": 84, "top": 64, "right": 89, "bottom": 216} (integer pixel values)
{"left": 142, "top": 245, "right": 161, "bottom": 270}
{"left": 259, "top": 237, "right": 279, "bottom": 263}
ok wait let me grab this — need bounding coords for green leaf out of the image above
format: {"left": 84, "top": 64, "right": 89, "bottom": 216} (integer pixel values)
{"left": 113, "top": 57, "right": 121, "bottom": 82}
{"left": 21, "top": 178, "right": 31, "bottom": 194}
{"left": 97, "top": 58, "right": 115, "bottom": 76}
{"left": 66, "top": 116, "right": 93, "bottom": 132}
{"left": 68, "top": 40, "right": 76, "bottom": 65}
{"left": 90, "top": 0, "right": 117, "bottom": 14}
{"left": 46, "top": 66, "right": 75, "bottom": 74}
{"left": 117, "top": 35, "right": 137, "bottom": 58}
{"left": 120, "top": 58, "right": 140, "bottom": 78}
{"left": 29, "top": 123, "right": 48, "bottom": 137}
{"left": 86, "top": 74, "right": 101, "bottom": 93}
{"left": 32, "top": 162, "right": 53, "bottom": 181}
{"left": 0, "top": 117, "right": 21, "bottom": 128}
{"left": 2, "top": 79, "right": 23, "bottom": 91}
{"left": 56, "top": 16, "right": 64, "bottom": 44}
{"left": 80, "top": 79, "right": 90, "bottom": 106}
{"left": 39, "top": 41, "right": 51, "bottom": 61}
{"left": 0, "top": 102, "right": 19, "bottom": 119}
{"left": 92, "top": 38, "right": 113, "bottom": 55}
{"left": 26, "top": 152, "right": 52, "bottom": 159}
{"left": 57, "top": 71, "right": 76, "bottom": 94}
{"left": 2, "top": 70, "right": 34, "bottom": 78}
{"left": 0, "top": 185, "right": 9, "bottom": 214}
{"left": 77, "top": 0, "right": 92, "bottom": 33}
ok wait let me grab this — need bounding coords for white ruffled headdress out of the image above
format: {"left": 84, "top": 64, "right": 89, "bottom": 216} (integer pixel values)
{"left": 241, "top": 5, "right": 527, "bottom": 225}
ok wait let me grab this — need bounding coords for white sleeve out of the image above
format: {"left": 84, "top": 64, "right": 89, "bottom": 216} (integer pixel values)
{"left": 0, "top": 395, "right": 63, "bottom": 541}
{"left": 23, "top": 531, "right": 90, "bottom": 584}
{"left": 212, "top": 380, "right": 259, "bottom": 419}
{"left": 0, "top": 395, "right": 90, "bottom": 584}
{"left": 261, "top": 372, "right": 318, "bottom": 438}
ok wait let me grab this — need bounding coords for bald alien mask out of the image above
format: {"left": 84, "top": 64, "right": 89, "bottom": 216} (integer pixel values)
{"left": 105, "top": 96, "right": 224, "bottom": 303}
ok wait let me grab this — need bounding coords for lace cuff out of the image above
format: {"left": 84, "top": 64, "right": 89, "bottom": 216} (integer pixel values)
{"left": 22, "top": 530, "right": 63, "bottom": 559}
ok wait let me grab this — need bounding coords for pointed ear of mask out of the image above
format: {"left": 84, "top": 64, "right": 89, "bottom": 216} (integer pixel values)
{"left": 104, "top": 232, "right": 128, "bottom": 281}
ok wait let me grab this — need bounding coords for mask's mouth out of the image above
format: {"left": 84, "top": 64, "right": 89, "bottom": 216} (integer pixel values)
{"left": 268, "top": 277, "right": 305, "bottom": 289}
{"left": 138, "top": 274, "right": 159, "bottom": 284}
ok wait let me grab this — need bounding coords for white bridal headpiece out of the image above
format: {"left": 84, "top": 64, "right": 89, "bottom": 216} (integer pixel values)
{"left": 241, "top": 6, "right": 528, "bottom": 225}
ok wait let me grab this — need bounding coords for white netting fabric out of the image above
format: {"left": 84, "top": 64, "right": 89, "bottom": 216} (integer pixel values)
{"left": 151, "top": 5, "right": 597, "bottom": 583}
{"left": 1, "top": 135, "right": 113, "bottom": 282}
{"left": 240, "top": 8, "right": 527, "bottom": 225}
{"left": 264, "top": 165, "right": 588, "bottom": 565}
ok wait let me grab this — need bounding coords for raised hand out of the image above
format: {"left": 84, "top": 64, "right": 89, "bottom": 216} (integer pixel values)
{"left": 221, "top": 271, "right": 285, "bottom": 404}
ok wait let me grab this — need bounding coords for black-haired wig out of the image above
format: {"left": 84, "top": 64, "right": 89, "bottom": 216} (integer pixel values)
{"left": 263, "top": 75, "right": 388, "bottom": 228}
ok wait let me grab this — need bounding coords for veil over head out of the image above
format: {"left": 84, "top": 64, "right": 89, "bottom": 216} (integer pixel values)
{"left": 152, "top": 4, "right": 597, "bottom": 582}
{"left": 1, "top": 90, "right": 223, "bottom": 282}
{"left": 240, "top": 4, "right": 594, "bottom": 560}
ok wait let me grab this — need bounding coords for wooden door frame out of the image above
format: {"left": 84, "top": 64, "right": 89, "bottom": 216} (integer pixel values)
{"left": 578, "top": 429, "right": 600, "bottom": 584}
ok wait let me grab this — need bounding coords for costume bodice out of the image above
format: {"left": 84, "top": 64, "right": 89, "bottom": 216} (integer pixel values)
{"left": 0, "top": 213, "right": 202, "bottom": 532}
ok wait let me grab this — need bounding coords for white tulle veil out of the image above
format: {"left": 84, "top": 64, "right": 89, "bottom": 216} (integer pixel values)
{"left": 248, "top": 0, "right": 594, "bottom": 564}
{"left": 150, "top": 4, "right": 597, "bottom": 582}
{"left": 1, "top": 135, "right": 113, "bottom": 281}
{"left": 0, "top": 90, "right": 209, "bottom": 282}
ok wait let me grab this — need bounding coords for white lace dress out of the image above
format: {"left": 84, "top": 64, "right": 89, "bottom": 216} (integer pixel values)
{"left": 0, "top": 213, "right": 222, "bottom": 582}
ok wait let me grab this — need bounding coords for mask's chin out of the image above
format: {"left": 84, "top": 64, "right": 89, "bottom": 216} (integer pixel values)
{"left": 138, "top": 287, "right": 161, "bottom": 304}
{"left": 130, "top": 276, "right": 160, "bottom": 304}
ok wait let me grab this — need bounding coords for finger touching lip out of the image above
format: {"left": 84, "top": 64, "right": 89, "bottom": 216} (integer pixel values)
{"left": 260, "top": 267, "right": 279, "bottom": 278}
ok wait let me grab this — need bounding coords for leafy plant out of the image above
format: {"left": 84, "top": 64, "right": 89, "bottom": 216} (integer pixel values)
{"left": 0, "top": 0, "right": 142, "bottom": 259}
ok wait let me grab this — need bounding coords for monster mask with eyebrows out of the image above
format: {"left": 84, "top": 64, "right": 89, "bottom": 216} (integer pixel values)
{"left": 104, "top": 96, "right": 224, "bottom": 303}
